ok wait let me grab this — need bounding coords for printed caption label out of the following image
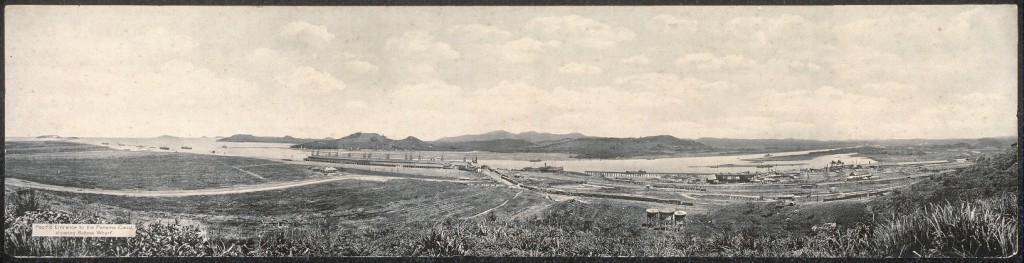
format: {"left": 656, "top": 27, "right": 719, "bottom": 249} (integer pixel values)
{"left": 32, "top": 224, "right": 136, "bottom": 237}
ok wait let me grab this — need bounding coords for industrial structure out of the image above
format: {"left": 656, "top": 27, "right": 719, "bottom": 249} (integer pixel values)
{"left": 646, "top": 208, "right": 687, "bottom": 227}
{"left": 518, "top": 163, "right": 564, "bottom": 173}
{"left": 304, "top": 150, "right": 479, "bottom": 170}
{"left": 584, "top": 170, "right": 707, "bottom": 179}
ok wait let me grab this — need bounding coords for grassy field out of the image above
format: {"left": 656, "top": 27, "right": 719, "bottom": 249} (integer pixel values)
{"left": 4, "top": 141, "right": 326, "bottom": 190}
{"left": 44, "top": 180, "right": 515, "bottom": 217}
{"left": 29, "top": 179, "right": 531, "bottom": 239}
{"left": 4, "top": 141, "right": 109, "bottom": 154}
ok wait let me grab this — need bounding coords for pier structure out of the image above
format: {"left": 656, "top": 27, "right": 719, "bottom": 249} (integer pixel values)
{"left": 305, "top": 150, "right": 477, "bottom": 169}
{"left": 584, "top": 171, "right": 708, "bottom": 179}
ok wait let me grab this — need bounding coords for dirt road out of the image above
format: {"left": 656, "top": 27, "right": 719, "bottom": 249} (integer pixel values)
{"left": 5, "top": 175, "right": 470, "bottom": 197}
{"left": 465, "top": 190, "right": 524, "bottom": 219}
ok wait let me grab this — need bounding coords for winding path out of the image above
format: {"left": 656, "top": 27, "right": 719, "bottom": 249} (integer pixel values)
{"left": 466, "top": 190, "right": 524, "bottom": 219}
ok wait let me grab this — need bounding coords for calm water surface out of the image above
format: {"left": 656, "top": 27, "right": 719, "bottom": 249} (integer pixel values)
{"left": 9, "top": 137, "right": 876, "bottom": 173}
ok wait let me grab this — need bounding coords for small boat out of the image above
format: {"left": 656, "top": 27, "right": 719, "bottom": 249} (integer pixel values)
{"left": 528, "top": 159, "right": 542, "bottom": 162}
{"left": 159, "top": 147, "right": 170, "bottom": 150}
{"left": 181, "top": 146, "right": 192, "bottom": 150}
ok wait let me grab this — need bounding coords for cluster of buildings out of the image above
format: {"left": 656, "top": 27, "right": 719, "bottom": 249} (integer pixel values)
{"left": 308, "top": 166, "right": 338, "bottom": 174}
{"left": 517, "top": 163, "right": 564, "bottom": 173}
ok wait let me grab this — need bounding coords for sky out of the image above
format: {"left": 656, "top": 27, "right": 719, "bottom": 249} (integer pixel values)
{"left": 4, "top": 5, "right": 1018, "bottom": 140}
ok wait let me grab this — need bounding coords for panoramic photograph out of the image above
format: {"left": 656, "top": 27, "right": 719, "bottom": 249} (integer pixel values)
{"left": 4, "top": 5, "right": 1019, "bottom": 258}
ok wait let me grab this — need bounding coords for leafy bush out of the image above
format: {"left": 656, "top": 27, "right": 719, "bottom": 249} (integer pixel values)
{"left": 874, "top": 193, "right": 1019, "bottom": 257}
{"left": 92, "top": 219, "right": 209, "bottom": 257}
{"left": 5, "top": 189, "right": 46, "bottom": 218}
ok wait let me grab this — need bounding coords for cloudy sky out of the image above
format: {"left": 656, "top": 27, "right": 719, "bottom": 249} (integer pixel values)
{"left": 5, "top": 5, "right": 1017, "bottom": 140}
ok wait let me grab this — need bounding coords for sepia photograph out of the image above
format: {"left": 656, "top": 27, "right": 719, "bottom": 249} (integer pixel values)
{"left": 3, "top": 4, "right": 1020, "bottom": 258}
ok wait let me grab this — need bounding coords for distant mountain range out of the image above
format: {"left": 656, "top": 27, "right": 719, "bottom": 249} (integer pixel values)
{"left": 217, "top": 134, "right": 324, "bottom": 144}
{"left": 525, "top": 135, "right": 711, "bottom": 158}
{"left": 436, "top": 130, "right": 590, "bottom": 143}
{"left": 291, "top": 132, "right": 436, "bottom": 150}
{"left": 219, "top": 130, "right": 1017, "bottom": 159}
{"left": 694, "top": 137, "right": 1018, "bottom": 150}
{"left": 869, "top": 137, "right": 1017, "bottom": 148}
{"left": 694, "top": 138, "right": 864, "bottom": 151}
{"left": 291, "top": 132, "right": 712, "bottom": 158}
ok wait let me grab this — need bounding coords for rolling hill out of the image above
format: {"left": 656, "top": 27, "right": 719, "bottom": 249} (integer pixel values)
{"left": 290, "top": 132, "right": 711, "bottom": 158}
{"left": 694, "top": 138, "right": 864, "bottom": 150}
{"left": 436, "top": 130, "right": 590, "bottom": 143}
{"left": 290, "top": 132, "right": 437, "bottom": 150}
{"left": 433, "top": 139, "right": 538, "bottom": 152}
{"left": 532, "top": 135, "right": 713, "bottom": 158}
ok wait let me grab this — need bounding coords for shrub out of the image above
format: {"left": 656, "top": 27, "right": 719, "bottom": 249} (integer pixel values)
{"left": 874, "top": 194, "right": 1019, "bottom": 257}
{"left": 418, "top": 224, "right": 469, "bottom": 256}
{"left": 5, "top": 189, "right": 46, "bottom": 218}
{"left": 92, "top": 219, "right": 210, "bottom": 257}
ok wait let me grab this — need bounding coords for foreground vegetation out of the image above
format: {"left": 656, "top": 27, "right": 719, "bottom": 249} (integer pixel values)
{"left": 5, "top": 146, "right": 1019, "bottom": 257}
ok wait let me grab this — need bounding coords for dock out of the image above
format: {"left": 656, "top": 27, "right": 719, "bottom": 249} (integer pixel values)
{"left": 584, "top": 170, "right": 709, "bottom": 178}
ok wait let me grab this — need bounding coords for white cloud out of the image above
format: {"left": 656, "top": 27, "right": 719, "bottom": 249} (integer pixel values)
{"left": 525, "top": 15, "right": 635, "bottom": 48}
{"left": 406, "top": 63, "right": 436, "bottom": 75}
{"left": 559, "top": 63, "right": 602, "bottom": 74}
{"left": 857, "top": 82, "right": 918, "bottom": 97}
{"left": 243, "top": 47, "right": 297, "bottom": 71}
{"left": 620, "top": 55, "right": 650, "bottom": 65}
{"left": 472, "top": 82, "right": 599, "bottom": 127}
{"left": 615, "top": 73, "right": 737, "bottom": 98}
{"left": 145, "top": 60, "right": 257, "bottom": 103}
{"left": 765, "top": 58, "right": 822, "bottom": 72}
{"left": 383, "top": 30, "right": 461, "bottom": 79}
{"left": 453, "top": 24, "right": 512, "bottom": 41}
{"left": 723, "top": 14, "right": 822, "bottom": 46}
{"left": 388, "top": 81, "right": 465, "bottom": 111}
{"left": 676, "top": 52, "right": 758, "bottom": 70}
{"left": 5, "top": 6, "right": 1015, "bottom": 140}
{"left": 726, "top": 14, "right": 812, "bottom": 33}
{"left": 343, "top": 100, "right": 369, "bottom": 109}
{"left": 829, "top": 8, "right": 1015, "bottom": 97}
{"left": 5, "top": 57, "right": 265, "bottom": 137}
{"left": 274, "top": 66, "right": 346, "bottom": 93}
{"left": 385, "top": 30, "right": 460, "bottom": 60}
{"left": 497, "top": 37, "right": 561, "bottom": 63}
{"left": 343, "top": 60, "right": 380, "bottom": 74}
{"left": 280, "top": 21, "right": 335, "bottom": 48}
{"left": 650, "top": 14, "right": 698, "bottom": 32}
{"left": 133, "top": 27, "right": 198, "bottom": 54}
